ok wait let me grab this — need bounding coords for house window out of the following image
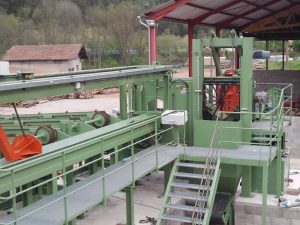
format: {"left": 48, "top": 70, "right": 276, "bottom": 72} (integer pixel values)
{"left": 76, "top": 65, "right": 79, "bottom": 71}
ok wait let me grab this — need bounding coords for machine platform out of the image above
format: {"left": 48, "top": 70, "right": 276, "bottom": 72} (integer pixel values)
{"left": 0, "top": 143, "right": 275, "bottom": 225}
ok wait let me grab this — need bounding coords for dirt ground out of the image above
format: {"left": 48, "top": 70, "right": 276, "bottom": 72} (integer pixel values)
{"left": 0, "top": 93, "right": 120, "bottom": 115}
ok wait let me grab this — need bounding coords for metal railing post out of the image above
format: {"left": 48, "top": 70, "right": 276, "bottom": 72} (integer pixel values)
{"left": 62, "top": 152, "right": 68, "bottom": 225}
{"left": 131, "top": 127, "right": 135, "bottom": 187}
{"left": 101, "top": 138, "right": 106, "bottom": 206}
{"left": 155, "top": 119, "right": 159, "bottom": 171}
{"left": 11, "top": 169, "right": 17, "bottom": 225}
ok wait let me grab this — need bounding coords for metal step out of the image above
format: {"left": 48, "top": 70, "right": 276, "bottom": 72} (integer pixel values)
{"left": 171, "top": 182, "right": 209, "bottom": 190}
{"left": 165, "top": 203, "right": 206, "bottom": 213}
{"left": 168, "top": 192, "right": 208, "bottom": 201}
{"left": 175, "top": 172, "right": 211, "bottom": 180}
{"left": 177, "top": 162, "right": 209, "bottom": 169}
{"left": 161, "top": 214, "right": 203, "bottom": 224}
{"left": 251, "top": 136, "right": 277, "bottom": 142}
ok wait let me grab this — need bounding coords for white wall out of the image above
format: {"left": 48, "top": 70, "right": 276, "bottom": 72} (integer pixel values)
{"left": 0, "top": 61, "right": 10, "bottom": 75}
{"left": 9, "top": 57, "right": 82, "bottom": 75}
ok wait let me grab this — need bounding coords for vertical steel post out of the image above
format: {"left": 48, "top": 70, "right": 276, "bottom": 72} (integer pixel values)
{"left": 101, "top": 139, "right": 106, "bottom": 206}
{"left": 120, "top": 85, "right": 127, "bottom": 120}
{"left": 128, "top": 85, "right": 133, "bottom": 117}
{"left": 149, "top": 24, "right": 157, "bottom": 64}
{"left": 266, "top": 40, "right": 269, "bottom": 70}
{"left": 276, "top": 138, "right": 282, "bottom": 197}
{"left": 241, "top": 166, "right": 252, "bottom": 197}
{"left": 282, "top": 40, "right": 285, "bottom": 70}
{"left": 125, "top": 186, "right": 134, "bottom": 225}
{"left": 163, "top": 75, "right": 169, "bottom": 109}
{"left": 155, "top": 119, "right": 159, "bottom": 171}
{"left": 164, "top": 163, "right": 172, "bottom": 192}
{"left": 11, "top": 169, "right": 17, "bottom": 225}
{"left": 262, "top": 163, "right": 268, "bottom": 225}
{"left": 131, "top": 128, "right": 135, "bottom": 188}
{"left": 22, "top": 183, "right": 33, "bottom": 207}
{"left": 62, "top": 152, "right": 68, "bottom": 225}
{"left": 188, "top": 23, "right": 194, "bottom": 77}
{"left": 114, "top": 146, "right": 119, "bottom": 164}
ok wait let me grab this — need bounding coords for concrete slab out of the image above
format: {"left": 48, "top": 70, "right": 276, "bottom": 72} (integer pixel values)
{"left": 235, "top": 192, "right": 300, "bottom": 225}
{"left": 286, "top": 117, "right": 300, "bottom": 159}
{"left": 77, "top": 172, "right": 164, "bottom": 225}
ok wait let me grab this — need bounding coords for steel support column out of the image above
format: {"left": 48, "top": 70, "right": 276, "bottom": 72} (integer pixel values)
{"left": 241, "top": 166, "right": 252, "bottom": 197}
{"left": 164, "top": 162, "right": 173, "bottom": 192}
{"left": 266, "top": 40, "right": 269, "bottom": 70}
{"left": 235, "top": 48, "right": 240, "bottom": 69}
{"left": 276, "top": 140, "right": 282, "bottom": 197}
{"left": 188, "top": 24, "right": 194, "bottom": 77}
{"left": 120, "top": 85, "right": 127, "bottom": 120}
{"left": 163, "top": 75, "right": 170, "bottom": 109}
{"left": 22, "top": 183, "right": 33, "bottom": 207}
{"left": 282, "top": 40, "right": 285, "bottom": 70}
{"left": 262, "top": 163, "right": 268, "bottom": 225}
{"left": 150, "top": 25, "right": 157, "bottom": 64}
{"left": 125, "top": 185, "right": 134, "bottom": 225}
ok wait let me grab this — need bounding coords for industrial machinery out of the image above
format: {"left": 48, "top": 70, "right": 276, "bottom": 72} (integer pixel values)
{"left": 0, "top": 36, "right": 292, "bottom": 225}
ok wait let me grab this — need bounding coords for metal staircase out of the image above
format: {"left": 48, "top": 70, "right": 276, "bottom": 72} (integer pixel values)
{"left": 157, "top": 154, "right": 221, "bottom": 225}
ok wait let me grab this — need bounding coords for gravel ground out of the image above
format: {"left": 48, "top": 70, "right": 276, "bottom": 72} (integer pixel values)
{"left": 0, "top": 94, "right": 119, "bottom": 115}
{"left": 77, "top": 172, "right": 164, "bottom": 225}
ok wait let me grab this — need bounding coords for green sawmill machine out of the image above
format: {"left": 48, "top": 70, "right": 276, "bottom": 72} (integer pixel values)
{"left": 0, "top": 35, "right": 292, "bottom": 225}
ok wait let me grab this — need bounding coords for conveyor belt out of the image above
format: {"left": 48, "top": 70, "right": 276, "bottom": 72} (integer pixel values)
{"left": 210, "top": 193, "right": 233, "bottom": 225}
{"left": 0, "top": 144, "right": 276, "bottom": 225}
{"left": 0, "top": 66, "right": 172, "bottom": 91}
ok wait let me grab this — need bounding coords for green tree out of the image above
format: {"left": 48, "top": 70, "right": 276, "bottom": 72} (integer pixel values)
{"left": 0, "top": 13, "right": 19, "bottom": 56}
{"left": 32, "top": 0, "right": 83, "bottom": 44}
{"left": 293, "top": 40, "right": 300, "bottom": 51}
{"left": 105, "top": 2, "right": 142, "bottom": 65}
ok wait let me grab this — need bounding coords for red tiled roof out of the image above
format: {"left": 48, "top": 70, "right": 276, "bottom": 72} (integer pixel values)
{"left": 2, "top": 44, "right": 88, "bottom": 61}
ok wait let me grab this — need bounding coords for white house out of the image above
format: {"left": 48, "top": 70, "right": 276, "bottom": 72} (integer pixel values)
{"left": 2, "top": 44, "right": 88, "bottom": 75}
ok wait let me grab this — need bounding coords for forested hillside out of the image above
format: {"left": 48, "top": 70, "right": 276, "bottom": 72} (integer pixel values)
{"left": 0, "top": 0, "right": 179, "bottom": 67}
{"left": 3, "top": 0, "right": 298, "bottom": 68}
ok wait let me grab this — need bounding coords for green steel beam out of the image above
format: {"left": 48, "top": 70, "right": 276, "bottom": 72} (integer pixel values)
{"left": 125, "top": 185, "right": 134, "bottom": 225}
{"left": 0, "top": 114, "right": 157, "bottom": 194}
{"left": 0, "top": 66, "right": 172, "bottom": 105}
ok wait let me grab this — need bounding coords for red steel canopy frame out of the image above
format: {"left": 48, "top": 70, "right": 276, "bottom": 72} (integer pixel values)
{"left": 144, "top": 0, "right": 300, "bottom": 76}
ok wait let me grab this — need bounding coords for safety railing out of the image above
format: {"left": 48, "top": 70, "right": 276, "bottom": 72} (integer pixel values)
{"left": 191, "top": 110, "right": 221, "bottom": 224}
{"left": 190, "top": 83, "right": 292, "bottom": 224}
{"left": 214, "top": 83, "right": 292, "bottom": 163}
{"left": 0, "top": 111, "right": 187, "bottom": 225}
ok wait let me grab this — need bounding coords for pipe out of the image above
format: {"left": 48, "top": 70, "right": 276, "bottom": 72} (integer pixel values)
{"left": 137, "top": 16, "right": 156, "bottom": 65}
{"left": 137, "top": 16, "right": 151, "bottom": 65}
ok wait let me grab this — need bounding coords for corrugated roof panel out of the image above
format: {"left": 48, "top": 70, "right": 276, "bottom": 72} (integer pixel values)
{"left": 251, "top": 0, "right": 276, "bottom": 6}
{"left": 246, "top": 9, "right": 269, "bottom": 20}
{"left": 267, "top": 0, "right": 291, "bottom": 11}
{"left": 168, "top": 5, "right": 208, "bottom": 20}
{"left": 191, "top": 0, "right": 235, "bottom": 9}
{"left": 146, "top": 0, "right": 175, "bottom": 14}
{"left": 231, "top": 18, "right": 251, "bottom": 27}
{"left": 224, "top": 2, "right": 255, "bottom": 15}
{"left": 202, "top": 13, "right": 232, "bottom": 24}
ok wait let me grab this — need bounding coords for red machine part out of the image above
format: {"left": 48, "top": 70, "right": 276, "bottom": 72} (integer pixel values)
{"left": 216, "top": 68, "right": 240, "bottom": 112}
{"left": 0, "top": 126, "right": 42, "bottom": 161}
{"left": 220, "top": 85, "right": 240, "bottom": 112}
